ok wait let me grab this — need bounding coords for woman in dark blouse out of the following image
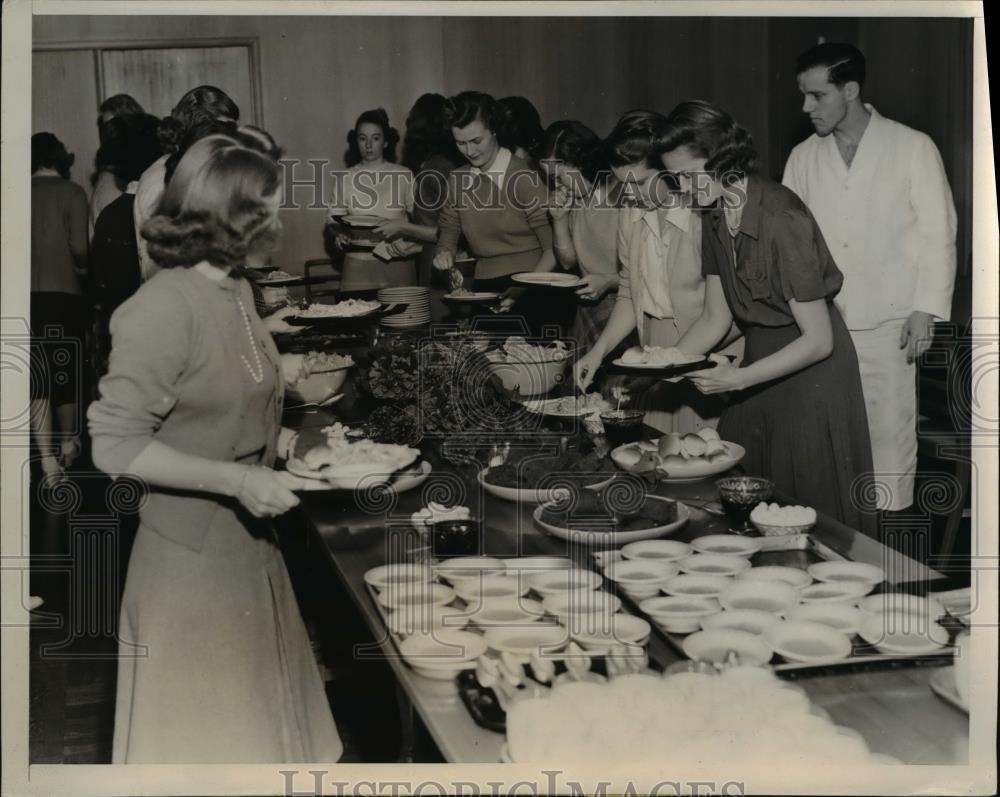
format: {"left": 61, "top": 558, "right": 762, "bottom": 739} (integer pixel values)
{"left": 656, "top": 101, "right": 875, "bottom": 536}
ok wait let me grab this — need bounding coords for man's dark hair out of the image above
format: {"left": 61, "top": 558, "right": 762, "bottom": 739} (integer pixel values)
{"left": 795, "top": 42, "right": 866, "bottom": 90}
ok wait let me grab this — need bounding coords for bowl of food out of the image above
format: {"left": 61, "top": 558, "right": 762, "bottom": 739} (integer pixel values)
{"left": 434, "top": 556, "right": 506, "bottom": 585}
{"left": 678, "top": 553, "right": 752, "bottom": 577}
{"left": 736, "top": 565, "right": 813, "bottom": 590}
{"left": 639, "top": 596, "right": 721, "bottom": 634}
{"left": 485, "top": 337, "right": 570, "bottom": 397}
{"left": 527, "top": 568, "right": 602, "bottom": 596}
{"left": 375, "top": 581, "right": 455, "bottom": 611}
{"left": 290, "top": 365, "right": 351, "bottom": 405}
{"left": 542, "top": 589, "right": 622, "bottom": 621}
{"left": 700, "top": 608, "right": 782, "bottom": 635}
{"left": 364, "top": 563, "right": 434, "bottom": 591}
{"left": 454, "top": 575, "right": 529, "bottom": 605}
{"left": 467, "top": 597, "right": 549, "bottom": 628}
{"left": 484, "top": 624, "right": 570, "bottom": 659}
{"left": 339, "top": 214, "right": 386, "bottom": 247}
{"left": 750, "top": 502, "right": 818, "bottom": 536}
{"left": 690, "top": 534, "right": 763, "bottom": 558}
{"left": 620, "top": 539, "right": 692, "bottom": 562}
{"left": 599, "top": 410, "right": 646, "bottom": 445}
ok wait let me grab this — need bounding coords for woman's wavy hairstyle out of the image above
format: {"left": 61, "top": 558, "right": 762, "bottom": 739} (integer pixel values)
{"left": 345, "top": 108, "right": 399, "bottom": 167}
{"left": 97, "top": 94, "right": 145, "bottom": 144}
{"left": 443, "top": 91, "right": 505, "bottom": 135}
{"left": 31, "top": 132, "right": 75, "bottom": 179}
{"left": 142, "top": 134, "right": 281, "bottom": 269}
{"left": 156, "top": 85, "right": 240, "bottom": 156}
{"left": 602, "top": 109, "right": 668, "bottom": 168}
{"left": 654, "top": 100, "right": 757, "bottom": 182}
{"left": 498, "top": 96, "right": 545, "bottom": 162}
{"left": 93, "top": 113, "right": 163, "bottom": 189}
{"left": 540, "top": 120, "right": 606, "bottom": 186}
{"left": 401, "top": 93, "right": 461, "bottom": 173}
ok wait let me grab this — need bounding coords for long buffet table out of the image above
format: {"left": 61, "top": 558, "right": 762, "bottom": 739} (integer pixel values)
{"left": 285, "top": 396, "right": 969, "bottom": 765}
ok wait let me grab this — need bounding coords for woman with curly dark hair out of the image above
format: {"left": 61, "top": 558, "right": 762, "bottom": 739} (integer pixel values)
{"left": 88, "top": 133, "right": 343, "bottom": 763}
{"left": 327, "top": 108, "right": 417, "bottom": 294}
{"left": 499, "top": 96, "right": 545, "bottom": 166}
{"left": 90, "top": 93, "right": 146, "bottom": 236}
{"left": 133, "top": 85, "right": 239, "bottom": 281}
{"left": 656, "top": 100, "right": 875, "bottom": 535}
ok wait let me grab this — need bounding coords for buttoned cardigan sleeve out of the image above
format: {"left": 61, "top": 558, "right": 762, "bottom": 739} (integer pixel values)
{"left": 908, "top": 133, "right": 957, "bottom": 321}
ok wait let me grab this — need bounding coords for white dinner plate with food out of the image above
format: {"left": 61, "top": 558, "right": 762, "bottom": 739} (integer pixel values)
{"left": 764, "top": 621, "right": 854, "bottom": 663}
{"left": 520, "top": 394, "right": 611, "bottom": 417}
{"left": 807, "top": 561, "right": 885, "bottom": 586}
{"left": 611, "top": 345, "right": 707, "bottom": 371}
{"left": 858, "top": 612, "right": 950, "bottom": 655}
{"left": 510, "top": 272, "right": 585, "bottom": 289}
{"left": 293, "top": 299, "right": 383, "bottom": 319}
{"left": 610, "top": 440, "right": 745, "bottom": 483}
{"left": 442, "top": 291, "right": 501, "bottom": 303}
{"left": 690, "top": 534, "right": 763, "bottom": 557}
{"left": 478, "top": 468, "right": 574, "bottom": 504}
{"left": 532, "top": 496, "right": 691, "bottom": 545}
{"left": 256, "top": 274, "right": 302, "bottom": 286}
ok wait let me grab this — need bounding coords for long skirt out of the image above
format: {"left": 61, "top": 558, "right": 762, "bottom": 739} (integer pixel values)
{"left": 113, "top": 515, "right": 343, "bottom": 763}
{"left": 718, "top": 308, "right": 878, "bottom": 537}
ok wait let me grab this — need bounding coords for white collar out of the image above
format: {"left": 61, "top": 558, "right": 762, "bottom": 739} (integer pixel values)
{"left": 472, "top": 146, "right": 512, "bottom": 187}
{"left": 194, "top": 261, "right": 230, "bottom": 281}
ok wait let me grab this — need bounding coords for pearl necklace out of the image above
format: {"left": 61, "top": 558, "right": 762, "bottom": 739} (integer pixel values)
{"left": 236, "top": 295, "right": 264, "bottom": 383}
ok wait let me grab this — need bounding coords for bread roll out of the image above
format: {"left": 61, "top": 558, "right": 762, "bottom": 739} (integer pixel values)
{"left": 659, "top": 454, "right": 687, "bottom": 470}
{"left": 657, "top": 433, "right": 684, "bottom": 458}
{"left": 696, "top": 427, "right": 721, "bottom": 443}
{"left": 682, "top": 434, "right": 708, "bottom": 458}
{"left": 704, "top": 439, "right": 727, "bottom": 457}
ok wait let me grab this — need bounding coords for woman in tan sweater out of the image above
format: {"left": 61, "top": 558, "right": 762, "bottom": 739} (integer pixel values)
{"left": 433, "top": 91, "right": 566, "bottom": 334}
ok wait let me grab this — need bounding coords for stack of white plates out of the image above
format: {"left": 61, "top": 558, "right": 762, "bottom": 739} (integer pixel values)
{"left": 378, "top": 286, "right": 430, "bottom": 328}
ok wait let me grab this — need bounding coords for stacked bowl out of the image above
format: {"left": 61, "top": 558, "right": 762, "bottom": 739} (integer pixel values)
{"left": 378, "top": 286, "right": 430, "bottom": 328}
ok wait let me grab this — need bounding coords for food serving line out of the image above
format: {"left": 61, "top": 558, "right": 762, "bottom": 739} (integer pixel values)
{"left": 283, "top": 401, "right": 968, "bottom": 765}
{"left": 265, "top": 285, "right": 969, "bottom": 765}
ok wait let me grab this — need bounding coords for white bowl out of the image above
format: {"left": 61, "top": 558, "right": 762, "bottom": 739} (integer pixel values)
{"left": 363, "top": 563, "right": 433, "bottom": 590}
{"left": 798, "top": 581, "right": 874, "bottom": 604}
{"left": 662, "top": 574, "right": 732, "bottom": 599}
{"left": 484, "top": 624, "right": 569, "bottom": 659}
{"left": 764, "top": 621, "right": 853, "bottom": 663}
{"left": 454, "top": 575, "right": 529, "bottom": 604}
{"left": 376, "top": 581, "right": 455, "bottom": 610}
{"left": 603, "top": 559, "right": 679, "bottom": 599}
{"left": 682, "top": 629, "right": 774, "bottom": 666}
{"left": 700, "top": 608, "right": 782, "bottom": 635}
{"left": 858, "top": 611, "right": 950, "bottom": 655}
{"left": 400, "top": 629, "right": 487, "bottom": 679}
{"left": 857, "top": 593, "right": 945, "bottom": 621}
{"left": 620, "top": 540, "right": 692, "bottom": 562}
{"left": 468, "top": 597, "right": 549, "bottom": 628}
{"left": 786, "top": 603, "right": 866, "bottom": 635}
{"left": 288, "top": 367, "right": 350, "bottom": 405}
{"left": 434, "top": 557, "right": 507, "bottom": 585}
{"left": 527, "top": 568, "right": 602, "bottom": 596}
{"left": 678, "top": 553, "right": 752, "bottom": 577}
{"left": 385, "top": 603, "right": 470, "bottom": 635}
{"left": 639, "top": 596, "right": 721, "bottom": 634}
{"left": 542, "top": 589, "right": 622, "bottom": 619}
{"left": 719, "top": 580, "right": 799, "bottom": 614}
{"left": 807, "top": 561, "right": 885, "bottom": 586}
{"left": 690, "top": 534, "right": 763, "bottom": 557}
{"left": 501, "top": 556, "right": 574, "bottom": 572}
{"left": 737, "top": 565, "right": 813, "bottom": 589}
{"left": 571, "top": 614, "right": 652, "bottom": 652}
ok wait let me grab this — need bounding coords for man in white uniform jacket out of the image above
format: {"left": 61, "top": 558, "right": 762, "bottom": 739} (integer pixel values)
{"left": 782, "top": 42, "right": 957, "bottom": 512}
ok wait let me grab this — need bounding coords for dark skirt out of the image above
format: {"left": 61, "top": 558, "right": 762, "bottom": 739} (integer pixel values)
{"left": 718, "top": 306, "right": 878, "bottom": 537}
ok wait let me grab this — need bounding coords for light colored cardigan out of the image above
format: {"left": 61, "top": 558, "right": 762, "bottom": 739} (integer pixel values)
{"left": 616, "top": 206, "right": 706, "bottom": 342}
{"left": 437, "top": 152, "right": 553, "bottom": 280}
